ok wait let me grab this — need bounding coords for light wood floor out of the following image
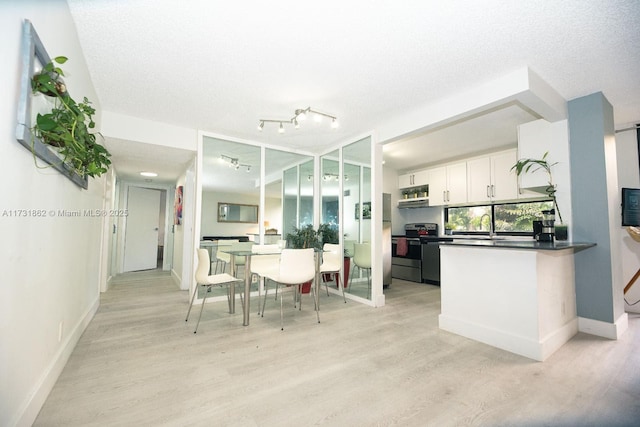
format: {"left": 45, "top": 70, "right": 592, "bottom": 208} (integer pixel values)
{"left": 35, "top": 270, "right": 640, "bottom": 426}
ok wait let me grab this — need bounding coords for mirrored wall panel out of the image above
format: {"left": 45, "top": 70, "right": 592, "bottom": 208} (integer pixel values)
{"left": 343, "top": 136, "right": 372, "bottom": 300}
{"left": 265, "top": 148, "right": 314, "bottom": 244}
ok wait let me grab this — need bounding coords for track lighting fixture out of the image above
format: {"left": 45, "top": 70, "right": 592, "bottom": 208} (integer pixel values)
{"left": 220, "top": 154, "right": 251, "bottom": 173}
{"left": 321, "top": 173, "right": 348, "bottom": 181}
{"left": 258, "top": 106, "right": 338, "bottom": 133}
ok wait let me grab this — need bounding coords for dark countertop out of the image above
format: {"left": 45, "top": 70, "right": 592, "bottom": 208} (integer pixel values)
{"left": 441, "top": 239, "right": 596, "bottom": 252}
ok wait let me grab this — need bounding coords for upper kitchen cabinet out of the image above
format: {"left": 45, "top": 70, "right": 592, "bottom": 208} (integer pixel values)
{"left": 429, "top": 162, "right": 467, "bottom": 206}
{"left": 467, "top": 149, "right": 518, "bottom": 203}
{"left": 398, "top": 169, "right": 429, "bottom": 189}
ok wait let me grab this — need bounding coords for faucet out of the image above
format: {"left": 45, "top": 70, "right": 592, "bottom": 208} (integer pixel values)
{"left": 479, "top": 213, "right": 494, "bottom": 236}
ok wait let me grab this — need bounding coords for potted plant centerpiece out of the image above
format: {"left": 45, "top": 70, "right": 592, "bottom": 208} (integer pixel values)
{"left": 30, "top": 56, "right": 111, "bottom": 179}
{"left": 511, "top": 151, "right": 567, "bottom": 240}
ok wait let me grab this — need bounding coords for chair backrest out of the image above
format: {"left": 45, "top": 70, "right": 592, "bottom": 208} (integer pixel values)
{"left": 321, "top": 243, "right": 342, "bottom": 271}
{"left": 344, "top": 239, "right": 356, "bottom": 257}
{"left": 195, "top": 249, "right": 211, "bottom": 284}
{"left": 216, "top": 239, "right": 238, "bottom": 262}
{"left": 353, "top": 243, "right": 371, "bottom": 269}
{"left": 251, "top": 244, "right": 281, "bottom": 276}
{"left": 252, "top": 244, "right": 280, "bottom": 254}
{"left": 231, "top": 241, "right": 254, "bottom": 265}
{"left": 278, "top": 248, "right": 316, "bottom": 284}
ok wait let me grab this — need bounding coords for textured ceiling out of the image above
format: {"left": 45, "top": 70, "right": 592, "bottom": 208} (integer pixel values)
{"left": 66, "top": 0, "right": 640, "bottom": 181}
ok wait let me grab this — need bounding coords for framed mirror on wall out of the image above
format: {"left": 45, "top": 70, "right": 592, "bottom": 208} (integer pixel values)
{"left": 217, "top": 202, "right": 258, "bottom": 223}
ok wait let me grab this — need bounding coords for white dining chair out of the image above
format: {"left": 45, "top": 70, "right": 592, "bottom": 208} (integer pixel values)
{"left": 320, "top": 243, "right": 346, "bottom": 303}
{"left": 215, "top": 239, "right": 238, "bottom": 274}
{"left": 263, "top": 248, "right": 319, "bottom": 330}
{"left": 350, "top": 243, "right": 372, "bottom": 299}
{"left": 250, "top": 244, "right": 280, "bottom": 315}
{"left": 185, "top": 249, "right": 242, "bottom": 334}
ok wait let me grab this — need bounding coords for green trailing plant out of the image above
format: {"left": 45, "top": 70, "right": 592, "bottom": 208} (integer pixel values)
{"left": 511, "top": 151, "right": 563, "bottom": 224}
{"left": 31, "top": 56, "right": 111, "bottom": 178}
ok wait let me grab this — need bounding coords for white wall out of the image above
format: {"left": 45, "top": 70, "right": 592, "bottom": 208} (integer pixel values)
{"left": 263, "top": 196, "right": 282, "bottom": 235}
{"left": 616, "top": 129, "right": 640, "bottom": 313}
{"left": 0, "top": 2, "right": 106, "bottom": 425}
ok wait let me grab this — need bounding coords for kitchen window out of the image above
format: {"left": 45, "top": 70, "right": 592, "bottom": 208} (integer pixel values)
{"left": 446, "top": 200, "right": 554, "bottom": 235}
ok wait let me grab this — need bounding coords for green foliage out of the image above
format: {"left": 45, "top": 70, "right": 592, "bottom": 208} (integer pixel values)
{"left": 286, "top": 223, "right": 340, "bottom": 249}
{"left": 31, "top": 56, "right": 111, "bottom": 178}
{"left": 317, "top": 223, "right": 339, "bottom": 245}
{"left": 511, "top": 151, "right": 563, "bottom": 224}
{"left": 286, "top": 224, "right": 319, "bottom": 249}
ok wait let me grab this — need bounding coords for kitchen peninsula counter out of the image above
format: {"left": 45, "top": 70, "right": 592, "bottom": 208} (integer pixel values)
{"left": 438, "top": 240, "right": 596, "bottom": 361}
{"left": 441, "top": 238, "right": 595, "bottom": 251}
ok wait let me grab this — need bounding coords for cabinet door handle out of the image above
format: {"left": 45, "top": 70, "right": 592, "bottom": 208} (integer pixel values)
{"left": 491, "top": 185, "right": 495, "bottom": 198}
{"left": 486, "top": 185, "right": 491, "bottom": 198}
{"left": 443, "top": 190, "right": 446, "bottom": 202}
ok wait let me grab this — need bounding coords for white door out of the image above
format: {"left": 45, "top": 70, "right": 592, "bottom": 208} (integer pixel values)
{"left": 124, "top": 187, "right": 161, "bottom": 272}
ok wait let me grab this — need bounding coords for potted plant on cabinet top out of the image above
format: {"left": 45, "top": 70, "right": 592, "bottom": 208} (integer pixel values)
{"left": 511, "top": 151, "right": 567, "bottom": 239}
{"left": 31, "top": 56, "right": 111, "bottom": 179}
{"left": 444, "top": 222, "right": 454, "bottom": 235}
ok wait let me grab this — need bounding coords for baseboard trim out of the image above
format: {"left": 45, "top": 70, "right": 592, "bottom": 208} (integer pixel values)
{"left": 171, "top": 268, "right": 182, "bottom": 288}
{"left": 578, "top": 313, "right": 629, "bottom": 339}
{"left": 439, "top": 314, "right": 578, "bottom": 362}
{"left": 15, "top": 296, "right": 100, "bottom": 427}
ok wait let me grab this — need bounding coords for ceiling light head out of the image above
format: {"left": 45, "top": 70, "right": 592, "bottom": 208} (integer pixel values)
{"left": 294, "top": 118, "right": 299, "bottom": 129}
{"left": 278, "top": 122, "right": 285, "bottom": 134}
{"left": 140, "top": 171, "right": 158, "bottom": 177}
{"left": 295, "top": 109, "right": 307, "bottom": 121}
{"left": 258, "top": 121, "right": 264, "bottom": 131}
{"left": 314, "top": 113, "right": 322, "bottom": 123}
{"left": 331, "top": 118, "right": 339, "bottom": 129}
{"left": 246, "top": 165, "right": 251, "bottom": 173}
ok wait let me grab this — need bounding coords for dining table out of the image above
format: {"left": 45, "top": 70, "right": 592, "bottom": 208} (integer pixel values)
{"left": 221, "top": 247, "right": 324, "bottom": 326}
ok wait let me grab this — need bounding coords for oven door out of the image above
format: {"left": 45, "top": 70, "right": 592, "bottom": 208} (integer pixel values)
{"left": 391, "top": 238, "right": 422, "bottom": 259}
{"left": 391, "top": 238, "right": 422, "bottom": 282}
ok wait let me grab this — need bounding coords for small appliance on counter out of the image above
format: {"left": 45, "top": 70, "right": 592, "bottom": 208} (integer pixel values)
{"left": 537, "top": 209, "right": 555, "bottom": 241}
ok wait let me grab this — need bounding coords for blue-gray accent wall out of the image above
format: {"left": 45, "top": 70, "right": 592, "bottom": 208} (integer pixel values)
{"left": 568, "top": 92, "right": 615, "bottom": 323}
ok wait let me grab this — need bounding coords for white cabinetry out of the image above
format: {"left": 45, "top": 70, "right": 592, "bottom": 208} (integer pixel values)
{"left": 467, "top": 150, "right": 518, "bottom": 203}
{"left": 398, "top": 170, "right": 429, "bottom": 189}
{"left": 429, "top": 162, "right": 467, "bottom": 206}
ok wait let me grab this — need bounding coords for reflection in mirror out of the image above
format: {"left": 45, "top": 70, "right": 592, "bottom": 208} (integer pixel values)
{"left": 299, "top": 159, "right": 314, "bottom": 228}
{"left": 321, "top": 150, "right": 340, "bottom": 236}
{"left": 343, "top": 136, "right": 372, "bottom": 300}
{"left": 265, "top": 148, "right": 313, "bottom": 243}
{"left": 217, "top": 202, "right": 258, "bottom": 223}
{"left": 200, "top": 136, "right": 261, "bottom": 299}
